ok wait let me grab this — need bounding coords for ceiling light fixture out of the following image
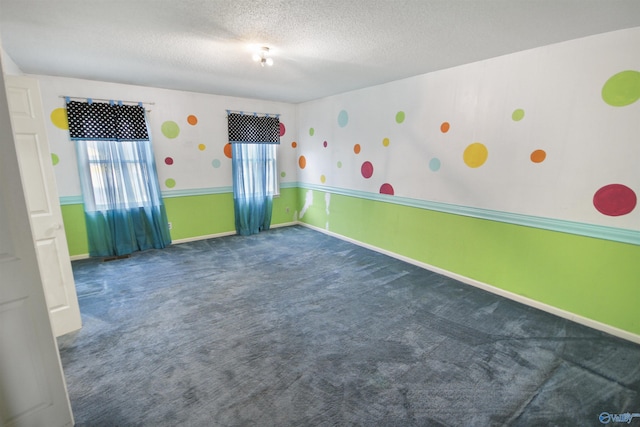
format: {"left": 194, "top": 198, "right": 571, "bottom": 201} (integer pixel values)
{"left": 252, "top": 46, "right": 273, "bottom": 67}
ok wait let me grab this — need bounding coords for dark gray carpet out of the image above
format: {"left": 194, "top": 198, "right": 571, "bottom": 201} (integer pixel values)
{"left": 58, "top": 225, "right": 640, "bottom": 426}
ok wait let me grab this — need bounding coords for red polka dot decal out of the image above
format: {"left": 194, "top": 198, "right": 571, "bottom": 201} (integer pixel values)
{"left": 164, "top": 157, "right": 174, "bottom": 165}
{"left": 593, "top": 184, "right": 636, "bottom": 216}
{"left": 380, "top": 183, "right": 394, "bottom": 195}
{"left": 361, "top": 161, "right": 373, "bottom": 179}
{"left": 279, "top": 122, "right": 286, "bottom": 137}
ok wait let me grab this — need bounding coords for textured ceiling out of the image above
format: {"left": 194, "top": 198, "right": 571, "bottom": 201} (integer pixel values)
{"left": 1, "top": 0, "right": 640, "bottom": 103}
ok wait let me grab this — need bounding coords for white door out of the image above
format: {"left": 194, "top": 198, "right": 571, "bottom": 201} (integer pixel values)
{"left": 5, "top": 75, "right": 81, "bottom": 337}
{"left": 0, "top": 60, "right": 74, "bottom": 425}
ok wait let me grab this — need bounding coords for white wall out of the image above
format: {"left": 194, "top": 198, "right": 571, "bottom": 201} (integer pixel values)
{"left": 296, "top": 27, "right": 640, "bottom": 232}
{"left": 1, "top": 47, "right": 22, "bottom": 74}
{"left": 32, "top": 75, "right": 298, "bottom": 198}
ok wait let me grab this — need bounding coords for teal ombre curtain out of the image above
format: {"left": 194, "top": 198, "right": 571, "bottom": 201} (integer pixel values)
{"left": 67, "top": 100, "right": 171, "bottom": 257}
{"left": 228, "top": 112, "right": 280, "bottom": 236}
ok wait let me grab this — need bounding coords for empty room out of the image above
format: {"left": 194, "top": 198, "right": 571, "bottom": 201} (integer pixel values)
{"left": 1, "top": 1, "right": 640, "bottom": 426}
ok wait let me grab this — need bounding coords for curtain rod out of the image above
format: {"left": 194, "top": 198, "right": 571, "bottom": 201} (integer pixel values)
{"left": 226, "top": 109, "right": 280, "bottom": 118}
{"left": 60, "top": 95, "right": 155, "bottom": 106}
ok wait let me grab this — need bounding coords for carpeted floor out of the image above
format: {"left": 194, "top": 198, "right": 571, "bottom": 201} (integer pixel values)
{"left": 58, "top": 225, "right": 640, "bottom": 426}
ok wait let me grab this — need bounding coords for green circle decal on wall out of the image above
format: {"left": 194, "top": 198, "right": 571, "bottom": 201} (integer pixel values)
{"left": 602, "top": 70, "right": 640, "bottom": 107}
{"left": 161, "top": 121, "right": 180, "bottom": 139}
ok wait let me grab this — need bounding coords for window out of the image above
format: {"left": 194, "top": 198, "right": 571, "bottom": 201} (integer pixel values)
{"left": 227, "top": 111, "right": 280, "bottom": 235}
{"left": 80, "top": 139, "right": 160, "bottom": 211}
{"left": 66, "top": 99, "right": 170, "bottom": 256}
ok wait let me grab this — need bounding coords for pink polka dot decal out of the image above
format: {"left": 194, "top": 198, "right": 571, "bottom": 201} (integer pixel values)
{"left": 380, "top": 183, "right": 394, "bottom": 195}
{"left": 593, "top": 184, "right": 636, "bottom": 216}
{"left": 361, "top": 161, "right": 374, "bottom": 179}
{"left": 164, "top": 157, "right": 174, "bottom": 165}
{"left": 279, "top": 122, "right": 286, "bottom": 137}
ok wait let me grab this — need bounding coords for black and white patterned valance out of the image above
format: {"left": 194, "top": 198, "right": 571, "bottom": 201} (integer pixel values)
{"left": 227, "top": 112, "right": 280, "bottom": 144}
{"left": 66, "top": 100, "right": 149, "bottom": 141}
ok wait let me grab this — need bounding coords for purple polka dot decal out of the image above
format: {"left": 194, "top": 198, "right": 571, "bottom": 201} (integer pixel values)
{"left": 323, "top": 141, "right": 328, "bottom": 148}
{"left": 361, "top": 161, "right": 374, "bottom": 179}
{"left": 380, "top": 183, "right": 394, "bottom": 195}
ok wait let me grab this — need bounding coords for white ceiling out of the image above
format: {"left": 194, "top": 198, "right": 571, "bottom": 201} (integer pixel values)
{"left": 1, "top": 0, "right": 640, "bottom": 103}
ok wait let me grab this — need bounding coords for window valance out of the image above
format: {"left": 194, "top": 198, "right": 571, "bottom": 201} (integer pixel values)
{"left": 227, "top": 112, "right": 280, "bottom": 144}
{"left": 66, "top": 100, "right": 149, "bottom": 141}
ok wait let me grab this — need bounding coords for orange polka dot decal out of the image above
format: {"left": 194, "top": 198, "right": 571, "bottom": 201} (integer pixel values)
{"left": 187, "top": 115, "right": 198, "bottom": 125}
{"left": 224, "top": 143, "right": 232, "bottom": 159}
{"left": 298, "top": 155, "right": 307, "bottom": 169}
{"left": 530, "top": 149, "right": 546, "bottom": 163}
{"left": 354, "top": 144, "right": 361, "bottom": 154}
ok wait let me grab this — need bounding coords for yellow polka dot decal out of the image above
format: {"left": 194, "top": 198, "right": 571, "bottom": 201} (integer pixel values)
{"left": 51, "top": 108, "right": 68, "bottom": 130}
{"left": 463, "top": 142, "right": 488, "bottom": 168}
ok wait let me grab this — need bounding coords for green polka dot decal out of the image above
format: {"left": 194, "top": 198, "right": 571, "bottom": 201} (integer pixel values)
{"left": 309, "top": 127, "right": 315, "bottom": 136}
{"left": 602, "top": 70, "right": 640, "bottom": 106}
{"left": 165, "top": 178, "right": 176, "bottom": 188}
{"left": 161, "top": 121, "right": 180, "bottom": 139}
{"left": 395, "top": 111, "right": 405, "bottom": 124}
{"left": 51, "top": 153, "right": 59, "bottom": 165}
{"left": 280, "top": 171, "right": 286, "bottom": 178}
{"left": 512, "top": 109, "right": 525, "bottom": 121}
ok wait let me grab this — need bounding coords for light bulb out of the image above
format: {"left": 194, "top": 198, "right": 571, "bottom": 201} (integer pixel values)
{"left": 265, "top": 57, "right": 274, "bottom": 66}
{"left": 252, "top": 53, "right": 261, "bottom": 62}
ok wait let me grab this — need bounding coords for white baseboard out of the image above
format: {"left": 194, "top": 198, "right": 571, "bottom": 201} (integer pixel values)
{"left": 171, "top": 230, "right": 237, "bottom": 245}
{"left": 69, "top": 222, "right": 299, "bottom": 260}
{"left": 299, "top": 222, "right": 640, "bottom": 345}
{"left": 270, "top": 221, "right": 299, "bottom": 229}
{"left": 171, "top": 222, "right": 298, "bottom": 244}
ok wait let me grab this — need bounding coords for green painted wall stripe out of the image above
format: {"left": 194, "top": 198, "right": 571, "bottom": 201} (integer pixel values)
{"left": 61, "top": 187, "right": 300, "bottom": 256}
{"left": 296, "top": 188, "right": 640, "bottom": 336}
{"left": 297, "top": 182, "right": 640, "bottom": 246}
{"left": 61, "top": 181, "right": 300, "bottom": 204}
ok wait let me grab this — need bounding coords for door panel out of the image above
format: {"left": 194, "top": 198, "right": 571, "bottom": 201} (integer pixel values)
{"left": 0, "top": 56, "right": 73, "bottom": 426}
{"left": 5, "top": 75, "right": 81, "bottom": 337}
